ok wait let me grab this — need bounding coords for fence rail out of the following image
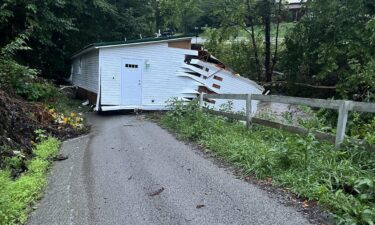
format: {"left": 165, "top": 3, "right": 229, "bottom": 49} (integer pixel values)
{"left": 200, "top": 93, "right": 375, "bottom": 147}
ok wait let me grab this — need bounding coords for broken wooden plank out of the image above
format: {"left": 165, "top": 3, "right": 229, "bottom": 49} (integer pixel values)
{"left": 204, "top": 109, "right": 335, "bottom": 143}
{"left": 251, "top": 94, "right": 341, "bottom": 110}
{"left": 205, "top": 94, "right": 248, "bottom": 100}
{"left": 252, "top": 118, "right": 336, "bottom": 143}
{"left": 204, "top": 109, "right": 246, "bottom": 121}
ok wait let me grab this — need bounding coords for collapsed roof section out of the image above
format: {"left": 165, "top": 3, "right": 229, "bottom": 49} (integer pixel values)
{"left": 177, "top": 43, "right": 264, "bottom": 109}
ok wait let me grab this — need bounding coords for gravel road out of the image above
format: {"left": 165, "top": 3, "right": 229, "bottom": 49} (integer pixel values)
{"left": 28, "top": 113, "right": 311, "bottom": 225}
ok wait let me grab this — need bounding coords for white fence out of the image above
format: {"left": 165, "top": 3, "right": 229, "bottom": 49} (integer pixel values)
{"left": 198, "top": 93, "right": 375, "bottom": 148}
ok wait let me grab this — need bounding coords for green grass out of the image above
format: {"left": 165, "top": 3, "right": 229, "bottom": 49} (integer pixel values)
{"left": 161, "top": 99, "right": 375, "bottom": 225}
{"left": 202, "top": 22, "right": 296, "bottom": 41}
{"left": 274, "top": 22, "right": 295, "bottom": 39}
{"left": 250, "top": 22, "right": 296, "bottom": 40}
{"left": 0, "top": 138, "right": 60, "bottom": 225}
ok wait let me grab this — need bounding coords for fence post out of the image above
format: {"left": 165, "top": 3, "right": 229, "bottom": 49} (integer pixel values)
{"left": 335, "top": 101, "right": 350, "bottom": 148}
{"left": 199, "top": 92, "right": 204, "bottom": 109}
{"left": 246, "top": 94, "right": 252, "bottom": 128}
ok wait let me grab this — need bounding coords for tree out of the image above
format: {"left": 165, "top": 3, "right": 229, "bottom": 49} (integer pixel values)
{"left": 0, "top": 0, "right": 76, "bottom": 81}
{"left": 261, "top": 0, "right": 272, "bottom": 82}
{"left": 282, "top": 0, "right": 375, "bottom": 101}
{"left": 206, "top": 0, "right": 285, "bottom": 82}
{"left": 157, "top": 0, "right": 202, "bottom": 33}
{"left": 0, "top": 0, "right": 160, "bottom": 81}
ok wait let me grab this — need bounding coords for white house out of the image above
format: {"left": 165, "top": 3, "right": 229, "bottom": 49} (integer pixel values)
{"left": 70, "top": 35, "right": 264, "bottom": 113}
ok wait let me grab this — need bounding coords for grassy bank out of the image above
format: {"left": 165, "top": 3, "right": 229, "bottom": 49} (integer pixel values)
{"left": 160, "top": 100, "right": 375, "bottom": 225}
{"left": 202, "top": 22, "right": 296, "bottom": 41}
{"left": 0, "top": 138, "right": 60, "bottom": 225}
{"left": 250, "top": 22, "right": 295, "bottom": 40}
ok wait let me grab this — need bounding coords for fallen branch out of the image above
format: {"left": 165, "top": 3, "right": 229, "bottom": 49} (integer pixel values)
{"left": 148, "top": 187, "right": 165, "bottom": 197}
{"left": 59, "top": 85, "right": 78, "bottom": 91}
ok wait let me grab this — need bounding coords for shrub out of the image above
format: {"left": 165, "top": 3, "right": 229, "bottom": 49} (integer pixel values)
{"left": 14, "top": 82, "right": 58, "bottom": 102}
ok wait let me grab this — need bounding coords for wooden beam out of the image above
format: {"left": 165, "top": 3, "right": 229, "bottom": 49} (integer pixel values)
{"left": 246, "top": 94, "right": 252, "bottom": 128}
{"left": 252, "top": 118, "right": 335, "bottom": 143}
{"left": 335, "top": 101, "right": 350, "bottom": 147}
{"left": 350, "top": 101, "right": 375, "bottom": 113}
{"left": 201, "top": 93, "right": 375, "bottom": 148}
{"left": 252, "top": 94, "right": 341, "bottom": 110}
{"left": 205, "top": 94, "right": 248, "bottom": 100}
{"left": 199, "top": 93, "right": 204, "bottom": 109}
{"left": 204, "top": 109, "right": 246, "bottom": 121}
{"left": 204, "top": 109, "right": 335, "bottom": 143}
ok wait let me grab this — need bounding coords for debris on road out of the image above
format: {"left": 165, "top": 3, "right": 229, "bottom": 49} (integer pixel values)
{"left": 148, "top": 187, "right": 165, "bottom": 197}
{"left": 52, "top": 154, "right": 69, "bottom": 161}
{"left": 196, "top": 204, "right": 205, "bottom": 209}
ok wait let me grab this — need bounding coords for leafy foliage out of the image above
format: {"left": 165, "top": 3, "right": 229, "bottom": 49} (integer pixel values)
{"left": 202, "top": 27, "right": 263, "bottom": 80}
{"left": 0, "top": 29, "right": 37, "bottom": 91}
{"left": 157, "top": 0, "right": 202, "bottom": 33}
{"left": 0, "top": 0, "right": 164, "bottom": 81}
{"left": 203, "top": 0, "right": 289, "bottom": 81}
{"left": 14, "top": 82, "right": 57, "bottom": 102}
{"left": 161, "top": 99, "right": 375, "bottom": 224}
{"left": 282, "top": 0, "right": 375, "bottom": 101}
{"left": 202, "top": 23, "right": 295, "bottom": 80}
{"left": 0, "top": 138, "right": 60, "bottom": 225}
{"left": 48, "top": 109, "right": 84, "bottom": 129}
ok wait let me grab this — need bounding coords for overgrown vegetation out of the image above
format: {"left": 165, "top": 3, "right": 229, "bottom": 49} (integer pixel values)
{"left": 1, "top": 2, "right": 94, "bottom": 223}
{"left": 161, "top": 99, "right": 375, "bottom": 225}
{"left": 202, "top": 22, "right": 294, "bottom": 80}
{"left": 282, "top": 0, "right": 375, "bottom": 102}
{"left": 0, "top": 18, "right": 87, "bottom": 225}
{"left": 200, "top": 0, "right": 375, "bottom": 103}
{"left": 0, "top": 137, "right": 60, "bottom": 225}
{"left": 260, "top": 105, "right": 375, "bottom": 147}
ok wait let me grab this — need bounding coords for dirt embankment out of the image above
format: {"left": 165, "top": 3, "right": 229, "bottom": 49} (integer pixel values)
{"left": 0, "top": 89, "right": 85, "bottom": 168}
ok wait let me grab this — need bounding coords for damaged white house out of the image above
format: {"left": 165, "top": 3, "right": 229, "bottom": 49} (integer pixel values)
{"left": 70, "top": 35, "right": 264, "bottom": 112}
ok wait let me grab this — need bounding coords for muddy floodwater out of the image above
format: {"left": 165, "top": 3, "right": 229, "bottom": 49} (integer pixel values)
{"left": 256, "top": 102, "right": 311, "bottom": 125}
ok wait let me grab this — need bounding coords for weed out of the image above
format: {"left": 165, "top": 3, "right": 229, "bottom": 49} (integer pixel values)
{"left": 34, "top": 129, "right": 47, "bottom": 142}
{"left": 15, "top": 82, "right": 57, "bottom": 102}
{"left": 0, "top": 137, "right": 60, "bottom": 225}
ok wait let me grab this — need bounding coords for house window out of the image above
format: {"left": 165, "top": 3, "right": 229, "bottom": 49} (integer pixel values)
{"left": 78, "top": 57, "right": 82, "bottom": 74}
{"left": 125, "top": 64, "right": 139, "bottom": 68}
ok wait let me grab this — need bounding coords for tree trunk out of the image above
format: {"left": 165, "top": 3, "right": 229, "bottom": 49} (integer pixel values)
{"left": 263, "top": 0, "right": 272, "bottom": 82}
{"left": 246, "top": 0, "right": 262, "bottom": 81}
{"left": 271, "top": 0, "right": 282, "bottom": 74}
{"left": 249, "top": 19, "right": 262, "bottom": 81}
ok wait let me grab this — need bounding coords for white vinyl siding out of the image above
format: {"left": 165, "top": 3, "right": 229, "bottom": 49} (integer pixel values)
{"left": 99, "top": 43, "right": 198, "bottom": 106}
{"left": 206, "top": 70, "right": 263, "bottom": 113}
{"left": 72, "top": 50, "right": 99, "bottom": 93}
